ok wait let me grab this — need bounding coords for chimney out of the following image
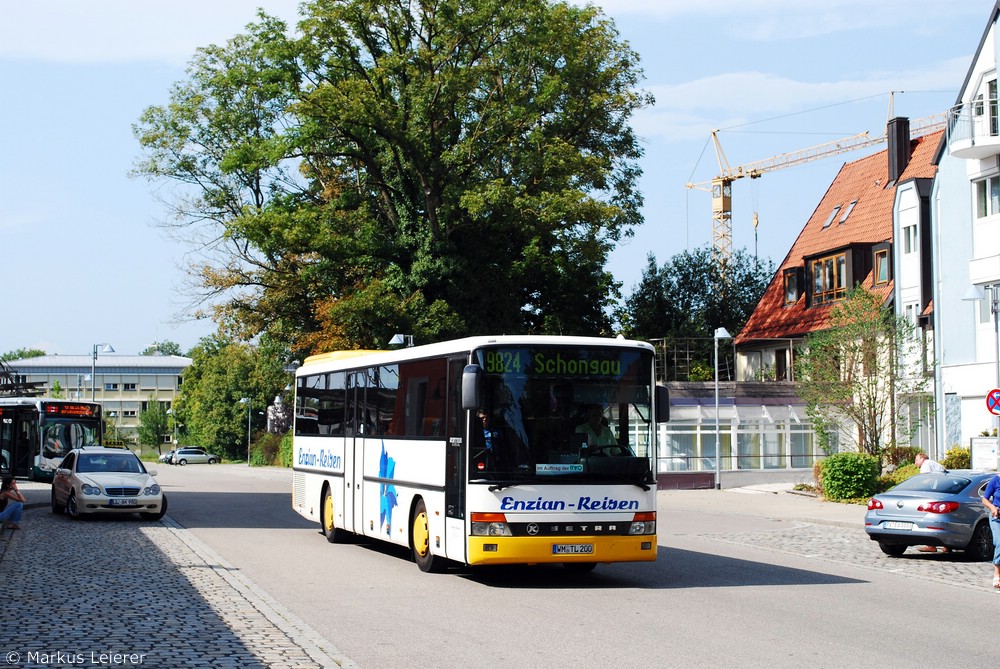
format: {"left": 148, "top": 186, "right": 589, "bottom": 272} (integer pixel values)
{"left": 887, "top": 116, "right": 911, "bottom": 183}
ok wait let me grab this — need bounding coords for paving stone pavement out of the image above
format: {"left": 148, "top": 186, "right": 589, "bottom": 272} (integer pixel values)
{"left": 0, "top": 484, "right": 359, "bottom": 669}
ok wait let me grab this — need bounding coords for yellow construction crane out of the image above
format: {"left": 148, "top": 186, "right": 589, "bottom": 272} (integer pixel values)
{"left": 685, "top": 113, "right": 947, "bottom": 267}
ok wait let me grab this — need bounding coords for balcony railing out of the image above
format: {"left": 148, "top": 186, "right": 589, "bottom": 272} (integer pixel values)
{"left": 948, "top": 100, "right": 1000, "bottom": 159}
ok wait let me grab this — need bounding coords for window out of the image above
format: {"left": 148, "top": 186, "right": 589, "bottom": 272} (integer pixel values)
{"left": 822, "top": 205, "right": 842, "bottom": 229}
{"left": 874, "top": 249, "right": 889, "bottom": 285}
{"left": 976, "top": 176, "right": 1000, "bottom": 219}
{"left": 123, "top": 410, "right": 137, "bottom": 417}
{"left": 123, "top": 383, "right": 136, "bottom": 391}
{"left": 104, "top": 383, "right": 118, "bottom": 391}
{"left": 783, "top": 269, "right": 799, "bottom": 306}
{"left": 902, "top": 224, "right": 918, "bottom": 253}
{"left": 991, "top": 79, "right": 998, "bottom": 136}
{"left": 811, "top": 252, "right": 848, "bottom": 305}
{"left": 839, "top": 199, "right": 858, "bottom": 224}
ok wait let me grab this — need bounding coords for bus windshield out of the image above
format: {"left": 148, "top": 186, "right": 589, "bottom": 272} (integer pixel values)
{"left": 41, "top": 416, "right": 101, "bottom": 458}
{"left": 471, "top": 345, "right": 654, "bottom": 485}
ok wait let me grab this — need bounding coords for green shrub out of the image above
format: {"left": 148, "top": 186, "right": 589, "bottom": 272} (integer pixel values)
{"left": 876, "top": 463, "right": 919, "bottom": 492}
{"left": 820, "top": 452, "right": 879, "bottom": 501}
{"left": 882, "top": 445, "right": 920, "bottom": 467}
{"left": 278, "top": 432, "right": 293, "bottom": 467}
{"left": 942, "top": 446, "right": 971, "bottom": 470}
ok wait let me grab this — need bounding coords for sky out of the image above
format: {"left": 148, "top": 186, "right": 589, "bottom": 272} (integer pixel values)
{"left": 0, "top": 0, "right": 993, "bottom": 357}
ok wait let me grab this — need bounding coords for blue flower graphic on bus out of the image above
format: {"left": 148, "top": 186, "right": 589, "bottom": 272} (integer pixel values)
{"left": 379, "top": 441, "right": 397, "bottom": 536}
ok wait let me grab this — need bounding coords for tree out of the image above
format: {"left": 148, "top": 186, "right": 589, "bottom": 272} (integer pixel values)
{"left": 141, "top": 341, "right": 183, "bottom": 356}
{"left": 171, "top": 334, "right": 293, "bottom": 459}
{"left": 794, "top": 286, "right": 930, "bottom": 459}
{"left": 137, "top": 398, "right": 170, "bottom": 453}
{"left": 618, "top": 246, "right": 774, "bottom": 376}
{"left": 2, "top": 348, "right": 45, "bottom": 360}
{"left": 132, "top": 0, "right": 651, "bottom": 356}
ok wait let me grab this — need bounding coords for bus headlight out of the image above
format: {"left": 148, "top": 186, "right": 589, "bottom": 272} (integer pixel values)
{"left": 628, "top": 512, "right": 656, "bottom": 535}
{"left": 471, "top": 512, "right": 513, "bottom": 537}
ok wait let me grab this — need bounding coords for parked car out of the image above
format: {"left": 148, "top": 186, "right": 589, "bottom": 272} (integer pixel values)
{"left": 158, "top": 450, "right": 176, "bottom": 464}
{"left": 864, "top": 470, "right": 995, "bottom": 560}
{"left": 51, "top": 447, "right": 166, "bottom": 520}
{"left": 171, "top": 447, "right": 220, "bottom": 465}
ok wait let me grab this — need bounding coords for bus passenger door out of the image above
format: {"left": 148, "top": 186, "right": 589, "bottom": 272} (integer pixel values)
{"left": 343, "top": 371, "right": 365, "bottom": 534}
{"left": 444, "top": 357, "right": 468, "bottom": 563}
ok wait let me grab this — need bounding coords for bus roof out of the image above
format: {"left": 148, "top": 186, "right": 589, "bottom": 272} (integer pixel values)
{"left": 296, "top": 335, "right": 654, "bottom": 375}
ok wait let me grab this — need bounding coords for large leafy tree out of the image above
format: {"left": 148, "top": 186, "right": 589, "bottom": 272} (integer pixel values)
{"left": 619, "top": 246, "right": 774, "bottom": 373}
{"left": 795, "top": 287, "right": 930, "bottom": 459}
{"left": 171, "top": 335, "right": 292, "bottom": 458}
{"left": 137, "top": 398, "right": 170, "bottom": 453}
{"left": 133, "top": 0, "right": 651, "bottom": 356}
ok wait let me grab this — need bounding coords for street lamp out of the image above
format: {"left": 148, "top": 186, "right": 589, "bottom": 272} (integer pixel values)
{"left": 240, "top": 397, "right": 251, "bottom": 465}
{"left": 964, "top": 284, "right": 1000, "bottom": 453}
{"left": 714, "top": 326, "right": 732, "bottom": 490}
{"left": 91, "top": 343, "right": 114, "bottom": 400}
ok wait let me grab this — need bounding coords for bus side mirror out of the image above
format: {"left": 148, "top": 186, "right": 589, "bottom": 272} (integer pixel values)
{"left": 461, "top": 364, "right": 483, "bottom": 411}
{"left": 654, "top": 384, "right": 669, "bottom": 423}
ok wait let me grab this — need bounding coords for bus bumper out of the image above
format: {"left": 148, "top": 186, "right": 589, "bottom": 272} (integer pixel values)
{"left": 468, "top": 534, "right": 657, "bottom": 566}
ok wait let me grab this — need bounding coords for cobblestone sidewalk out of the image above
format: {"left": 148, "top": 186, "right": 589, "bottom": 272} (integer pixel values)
{"left": 0, "top": 507, "right": 358, "bottom": 668}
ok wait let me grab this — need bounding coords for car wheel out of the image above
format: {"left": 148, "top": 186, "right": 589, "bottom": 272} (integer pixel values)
{"left": 877, "top": 541, "right": 906, "bottom": 557}
{"left": 140, "top": 494, "right": 168, "bottom": 521}
{"left": 207, "top": 458, "right": 217, "bottom": 464}
{"left": 966, "top": 521, "right": 994, "bottom": 562}
{"left": 411, "top": 498, "right": 441, "bottom": 573}
{"left": 178, "top": 459, "right": 187, "bottom": 466}
{"left": 50, "top": 488, "right": 61, "bottom": 514}
{"left": 66, "top": 490, "right": 80, "bottom": 518}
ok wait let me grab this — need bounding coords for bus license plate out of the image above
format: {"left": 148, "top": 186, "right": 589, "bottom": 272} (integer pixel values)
{"left": 883, "top": 521, "right": 913, "bottom": 530}
{"left": 109, "top": 498, "right": 138, "bottom": 506}
{"left": 552, "top": 544, "right": 593, "bottom": 555}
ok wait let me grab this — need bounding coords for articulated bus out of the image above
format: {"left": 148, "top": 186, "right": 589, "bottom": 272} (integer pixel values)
{"left": 291, "top": 335, "right": 668, "bottom": 572}
{"left": 0, "top": 398, "right": 103, "bottom": 481}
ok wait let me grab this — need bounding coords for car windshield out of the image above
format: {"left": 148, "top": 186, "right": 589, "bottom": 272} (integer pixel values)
{"left": 77, "top": 453, "right": 143, "bottom": 474}
{"left": 470, "top": 345, "right": 655, "bottom": 486}
{"left": 891, "top": 473, "right": 972, "bottom": 495}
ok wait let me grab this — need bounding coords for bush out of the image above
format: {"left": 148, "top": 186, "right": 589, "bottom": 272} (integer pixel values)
{"left": 277, "top": 432, "right": 293, "bottom": 467}
{"left": 882, "top": 446, "right": 920, "bottom": 467}
{"left": 942, "top": 446, "right": 971, "bottom": 470}
{"left": 876, "top": 463, "right": 919, "bottom": 492}
{"left": 820, "top": 452, "right": 879, "bottom": 501}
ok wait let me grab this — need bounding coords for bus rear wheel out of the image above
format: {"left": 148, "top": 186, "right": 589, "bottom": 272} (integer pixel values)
{"left": 411, "top": 498, "right": 439, "bottom": 573}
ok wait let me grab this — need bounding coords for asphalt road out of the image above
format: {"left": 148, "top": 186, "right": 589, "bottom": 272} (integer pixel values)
{"left": 3, "top": 464, "right": 998, "bottom": 669}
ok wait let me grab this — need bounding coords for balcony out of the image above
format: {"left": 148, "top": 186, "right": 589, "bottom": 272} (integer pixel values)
{"left": 948, "top": 101, "right": 1000, "bottom": 160}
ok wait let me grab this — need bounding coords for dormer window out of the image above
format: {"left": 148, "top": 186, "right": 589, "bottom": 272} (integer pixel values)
{"left": 874, "top": 246, "right": 890, "bottom": 285}
{"left": 811, "top": 252, "right": 848, "bottom": 305}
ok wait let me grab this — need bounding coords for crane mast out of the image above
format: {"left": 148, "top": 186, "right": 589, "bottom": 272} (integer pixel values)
{"left": 686, "top": 114, "right": 947, "bottom": 267}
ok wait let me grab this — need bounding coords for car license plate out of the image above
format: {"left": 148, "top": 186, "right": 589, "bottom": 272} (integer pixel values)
{"left": 552, "top": 544, "right": 594, "bottom": 555}
{"left": 883, "top": 521, "right": 913, "bottom": 530}
{"left": 108, "top": 498, "right": 138, "bottom": 507}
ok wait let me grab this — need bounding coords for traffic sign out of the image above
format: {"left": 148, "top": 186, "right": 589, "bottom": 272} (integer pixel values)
{"left": 988, "top": 389, "right": 1000, "bottom": 416}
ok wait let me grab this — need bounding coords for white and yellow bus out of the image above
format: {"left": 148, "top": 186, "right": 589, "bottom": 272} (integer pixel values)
{"left": 291, "top": 335, "right": 667, "bottom": 572}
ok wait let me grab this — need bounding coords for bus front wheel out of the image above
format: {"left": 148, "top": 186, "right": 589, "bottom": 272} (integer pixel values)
{"left": 322, "top": 487, "right": 345, "bottom": 543}
{"left": 411, "top": 498, "right": 440, "bottom": 573}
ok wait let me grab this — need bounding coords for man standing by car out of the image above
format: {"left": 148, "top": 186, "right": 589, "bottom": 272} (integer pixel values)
{"left": 981, "top": 473, "right": 1000, "bottom": 589}
{"left": 915, "top": 453, "right": 946, "bottom": 473}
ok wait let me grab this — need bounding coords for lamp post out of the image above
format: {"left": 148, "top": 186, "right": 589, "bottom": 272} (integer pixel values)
{"left": 240, "top": 397, "right": 251, "bottom": 465}
{"left": 714, "top": 326, "right": 732, "bottom": 490}
{"left": 964, "top": 284, "right": 1000, "bottom": 454}
{"left": 91, "top": 343, "right": 114, "bottom": 400}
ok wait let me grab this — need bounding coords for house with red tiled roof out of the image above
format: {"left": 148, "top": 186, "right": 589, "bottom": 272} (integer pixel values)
{"left": 731, "top": 120, "right": 941, "bottom": 454}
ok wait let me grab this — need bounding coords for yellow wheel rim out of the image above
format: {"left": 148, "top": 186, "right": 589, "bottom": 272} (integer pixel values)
{"left": 413, "top": 510, "right": 429, "bottom": 557}
{"left": 324, "top": 492, "right": 335, "bottom": 533}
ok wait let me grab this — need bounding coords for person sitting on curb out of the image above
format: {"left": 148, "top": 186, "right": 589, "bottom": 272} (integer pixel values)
{"left": 915, "top": 453, "right": 950, "bottom": 553}
{"left": 0, "top": 475, "right": 27, "bottom": 530}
